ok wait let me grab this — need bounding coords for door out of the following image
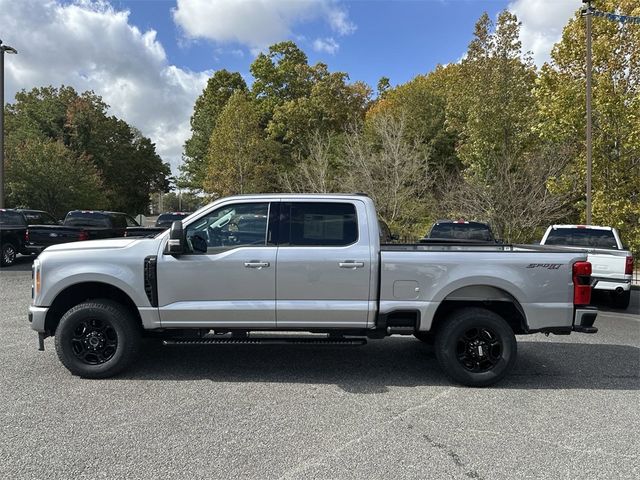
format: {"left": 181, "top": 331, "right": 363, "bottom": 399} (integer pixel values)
{"left": 157, "top": 201, "right": 277, "bottom": 328}
{"left": 276, "top": 201, "right": 372, "bottom": 328}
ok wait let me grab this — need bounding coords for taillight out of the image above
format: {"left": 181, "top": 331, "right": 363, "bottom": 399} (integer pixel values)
{"left": 78, "top": 230, "right": 89, "bottom": 241}
{"left": 625, "top": 256, "right": 634, "bottom": 275}
{"left": 24, "top": 229, "right": 29, "bottom": 242}
{"left": 573, "top": 261, "right": 592, "bottom": 306}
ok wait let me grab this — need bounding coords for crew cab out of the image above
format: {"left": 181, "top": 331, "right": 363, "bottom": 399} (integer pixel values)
{"left": 26, "top": 210, "right": 140, "bottom": 252}
{"left": 540, "top": 225, "right": 634, "bottom": 309}
{"left": 29, "top": 194, "right": 598, "bottom": 386}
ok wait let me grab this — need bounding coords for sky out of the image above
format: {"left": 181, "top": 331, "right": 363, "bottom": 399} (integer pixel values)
{"left": 1, "top": 0, "right": 580, "bottom": 172}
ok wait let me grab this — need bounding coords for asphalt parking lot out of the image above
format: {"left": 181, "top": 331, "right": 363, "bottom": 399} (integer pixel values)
{"left": 1, "top": 260, "right": 638, "bottom": 480}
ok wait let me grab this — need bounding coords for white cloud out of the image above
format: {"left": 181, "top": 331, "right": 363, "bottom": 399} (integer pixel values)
{"left": 1, "top": 0, "right": 210, "bottom": 171}
{"left": 313, "top": 37, "right": 339, "bottom": 54}
{"left": 172, "top": 0, "right": 355, "bottom": 49}
{"left": 508, "top": 0, "right": 578, "bottom": 66}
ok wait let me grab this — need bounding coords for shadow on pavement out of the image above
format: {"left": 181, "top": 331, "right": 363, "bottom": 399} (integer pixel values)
{"left": 123, "top": 339, "right": 639, "bottom": 392}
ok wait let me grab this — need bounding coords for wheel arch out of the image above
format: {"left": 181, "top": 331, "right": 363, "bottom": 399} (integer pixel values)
{"left": 430, "top": 285, "right": 528, "bottom": 335}
{"left": 45, "top": 282, "right": 142, "bottom": 335}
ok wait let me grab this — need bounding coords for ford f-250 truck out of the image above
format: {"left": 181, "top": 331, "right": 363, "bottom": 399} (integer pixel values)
{"left": 28, "top": 194, "right": 598, "bottom": 386}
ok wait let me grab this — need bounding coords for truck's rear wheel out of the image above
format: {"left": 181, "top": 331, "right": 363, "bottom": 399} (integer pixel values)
{"left": 55, "top": 300, "right": 141, "bottom": 378}
{"left": 434, "top": 307, "right": 516, "bottom": 387}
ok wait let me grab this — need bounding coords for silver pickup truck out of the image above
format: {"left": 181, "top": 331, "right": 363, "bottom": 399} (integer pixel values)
{"left": 29, "top": 194, "right": 598, "bottom": 386}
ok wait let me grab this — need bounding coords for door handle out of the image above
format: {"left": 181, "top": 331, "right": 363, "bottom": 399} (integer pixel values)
{"left": 244, "top": 261, "right": 270, "bottom": 269}
{"left": 339, "top": 261, "right": 365, "bottom": 269}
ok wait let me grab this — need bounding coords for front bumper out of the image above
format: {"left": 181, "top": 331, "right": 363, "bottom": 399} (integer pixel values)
{"left": 573, "top": 306, "right": 598, "bottom": 333}
{"left": 29, "top": 305, "right": 48, "bottom": 333}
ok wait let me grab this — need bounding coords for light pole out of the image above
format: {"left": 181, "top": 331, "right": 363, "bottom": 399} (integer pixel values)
{"left": 0, "top": 40, "right": 18, "bottom": 209}
{"left": 582, "top": 0, "right": 593, "bottom": 224}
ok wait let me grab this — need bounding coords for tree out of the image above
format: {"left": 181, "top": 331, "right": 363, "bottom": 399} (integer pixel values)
{"left": 5, "top": 86, "right": 170, "bottom": 214}
{"left": 439, "top": 143, "right": 575, "bottom": 242}
{"left": 267, "top": 65, "right": 370, "bottom": 154}
{"left": 343, "top": 114, "right": 433, "bottom": 236}
{"left": 182, "top": 70, "right": 247, "bottom": 187}
{"left": 536, "top": 0, "right": 640, "bottom": 253}
{"left": 5, "top": 138, "right": 106, "bottom": 218}
{"left": 204, "top": 92, "right": 275, "bottom": 197}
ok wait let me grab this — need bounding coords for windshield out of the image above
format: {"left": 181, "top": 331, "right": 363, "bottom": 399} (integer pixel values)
{"left": 545, "top": 228, "right": 619, "bottom": 249}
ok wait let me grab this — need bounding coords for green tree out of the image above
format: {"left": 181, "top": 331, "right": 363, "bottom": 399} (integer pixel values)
{"left": 5, "top": 86, "right": 170, "bottom": 214}
{"left": 536, "top": 0, "right": 640, "bottom": 253}
{"left": 5, "top": 138, "right": 106, "bottom": 218}
{"left": 204, "top": 92, "right": 276, "bottom": 196}
{"left": 182, "top": 70, "right": 247, "bottom": 187}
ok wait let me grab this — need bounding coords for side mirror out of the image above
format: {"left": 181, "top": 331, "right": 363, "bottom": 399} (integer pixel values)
{"left": 166, "top": 220, "right": 184, "bottom": 255}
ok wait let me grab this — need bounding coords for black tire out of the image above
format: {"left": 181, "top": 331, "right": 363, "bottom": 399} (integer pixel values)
{"left": 434, "top": 307, "right": 517, "bottom": 387}
{"left": 414, "top": 331, "right": 434, "bottom": 344}
{"left": 1, "top": 242, "right": 17, "bottom": 267}
{"left": 55, "top": 299, "right": 141, "bottom": 378}
{"left": 611, "top": 290, "right": 631, "bottom": 310}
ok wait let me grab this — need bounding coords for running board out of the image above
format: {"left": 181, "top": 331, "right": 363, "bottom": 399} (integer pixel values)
{"left": 163, "top": 337, "right": 367, "bottom": 346}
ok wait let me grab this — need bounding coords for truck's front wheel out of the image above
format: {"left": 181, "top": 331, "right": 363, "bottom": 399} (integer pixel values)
{"left": 55, "top": 300, "right": 141, "bottom": 378}
{"left": 434, "top": 307, "right": 517, "bottom": 387}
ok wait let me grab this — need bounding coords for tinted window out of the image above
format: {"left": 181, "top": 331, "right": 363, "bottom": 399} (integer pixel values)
{"left": 65, "top": 212, "right": 110, "bottom": 228}
{"left": 281, "top": 202, "right": 358, "bottom": 246}
{"left": 545, "top": 228, "right": 619, "bottom": 249}
{"left": 429, "top": 223, "right": 494, "bottom": 241}
{"left": 125, "top": 215, "right": 139, "bottom": 227}
{"left": 185, "top": 203, "right": 269, "bottom": 254}
{"left": 110, "top": 215, "right": 127, "bottom": 229}
{"left": 22, "top": 211, "right": 57, "bottom": 225}
{"left": 156, "top": 213, "right": 189, "bottom": 227}
{"left": 0, "top": 210, "right": 25, "bottom": 226}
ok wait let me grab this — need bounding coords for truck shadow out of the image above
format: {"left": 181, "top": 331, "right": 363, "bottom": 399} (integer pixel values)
{"left": 124, "top": 339, "right": 639, "bottom": 393}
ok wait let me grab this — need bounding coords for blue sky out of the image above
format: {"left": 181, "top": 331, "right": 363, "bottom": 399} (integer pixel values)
{"left": 114, "top": 0, "right": 515, "bottom": 89}
{"left": 1, "top": 0, "right": 579, "bottom": 170}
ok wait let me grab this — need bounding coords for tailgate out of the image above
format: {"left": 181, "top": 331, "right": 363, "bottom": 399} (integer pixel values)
{"left": 28, "top": 226, "right": 82, "bottom": 248}
{"left": 587, "top": 252, "right": 627, "bottom": 279}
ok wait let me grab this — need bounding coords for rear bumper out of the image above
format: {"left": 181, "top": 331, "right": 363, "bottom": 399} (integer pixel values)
{"left": 592, "top": 277, "right": 631, "bottom": 292}
{"left": 29, "top": 305, "right": 48, "bottom": 333}
{"left": 573, "top": 306, "right": 598, "bottom": 333}
{"left": 22, "top": 245, "right": 45, "bottom": 255}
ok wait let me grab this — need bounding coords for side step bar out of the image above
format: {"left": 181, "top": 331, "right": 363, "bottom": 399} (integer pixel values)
{"left": 163, "top": 337, "right": 367, "bottom": 346}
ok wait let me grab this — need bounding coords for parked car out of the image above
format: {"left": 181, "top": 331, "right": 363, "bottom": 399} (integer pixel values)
{"left": 30, "top": 194, "right": 598, "bottom": 386}
{"left": 124, "top": 212, "right": 192, "bottom": 238}
{"left": 25, "top": 210, "right": 140, "bottom": 252}
{"left": 540, "top": 225, "right": 634, "bottom": 309}
{"left": 0, "top": 209, "right": 59, "bottom": 265}
{"left": 421, "top": 219, "right": 498, "bottom": 243}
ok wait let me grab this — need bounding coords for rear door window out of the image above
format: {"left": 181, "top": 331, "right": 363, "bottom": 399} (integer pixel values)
{"left": 280, "top": 202, "right": 358, "bottom": 246}
{"left": 545, "top": 228, "right": 619, "bottom": 249}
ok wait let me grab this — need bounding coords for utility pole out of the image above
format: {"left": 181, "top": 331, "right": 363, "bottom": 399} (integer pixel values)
{"left": 0, "top": 40, "right": 18, "bottom": 209}
{"left": 583, "top": 0, "right": 593, "bottom": 224}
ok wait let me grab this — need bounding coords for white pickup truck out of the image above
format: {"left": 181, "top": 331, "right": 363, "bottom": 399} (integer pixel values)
{"left": 540, "top": 225, "right": 634, "bottom": 309}
{"left": 29, "top": 194, "right": 598, "bottom": 386}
